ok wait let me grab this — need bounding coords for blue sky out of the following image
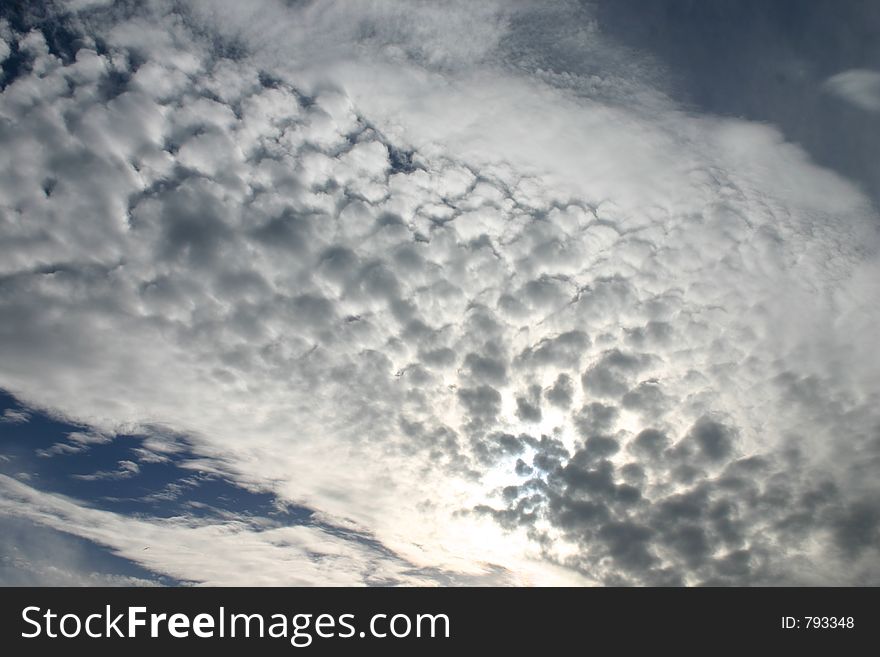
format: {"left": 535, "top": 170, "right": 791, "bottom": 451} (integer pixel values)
{"left": 592, "top": 0, "right": 880, "bottom": 204}
{"left": 0, "top": 390, "right": 315, "bottom": 584}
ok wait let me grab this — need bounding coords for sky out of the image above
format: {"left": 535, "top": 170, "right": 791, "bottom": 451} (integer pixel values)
{"left": 0, "top": 0, "right": 878, "bottom": 586}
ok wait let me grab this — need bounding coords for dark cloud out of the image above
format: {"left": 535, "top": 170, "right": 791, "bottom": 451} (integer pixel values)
{"left": 524, "top": 434, "right": 570, "bottom": 473}
{"left": 514, "top": 384, "right": 543, "bottom": 423}
{"left": 479, "top": 409, "right": 880, "bottom": 585}
{"left": 573, "top": 402, "right": 618, "bottom": 437}
{"left": 516, "top": 330, "right": 590, "bottom": 369}
{"left": 463, "top": 351, "right": 508, "bottom": 385}
{"left": 545, "top": 373, "right": 574, "bottom": 408}
{"left": 514, "top": 458, "right": 533, "bottom": 477}
{"left": 598, "top": 521, "right": 656, "bottom": 572}
{"left": 473, "top": 431, "right": 527, "bottom": 466}
{"left": 672, "top": 417, "right": 736, "bottom": 464}
{"left": 621, "top": 379, "right": 669, "bottom": 418}
{"left": 457, "top": 385, "right": 502, "bottom": 426}
{"left": 833, "top": 499, "right": 880, "bottom": 558}
{"left": 581, "top": 349, "right": 650, "bottom": 398}
{"left": 629, "top": 428, "right": 670, "bottom": 459}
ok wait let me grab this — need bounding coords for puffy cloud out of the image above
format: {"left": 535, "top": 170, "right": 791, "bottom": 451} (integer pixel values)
{"left": 0, "top": 0, "right": 878, "bottom": 586}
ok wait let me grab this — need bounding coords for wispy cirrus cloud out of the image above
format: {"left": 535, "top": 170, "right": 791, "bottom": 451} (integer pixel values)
{"left": 824, "top": 68, "right": 880, "bottom": 112}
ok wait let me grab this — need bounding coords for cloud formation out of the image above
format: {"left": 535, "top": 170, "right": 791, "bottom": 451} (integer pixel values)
{"left": 824, "top": 69, "right": 880, "bottom": 112}
{"left": 0, "top": 0, "right": 878, "bottom": 586}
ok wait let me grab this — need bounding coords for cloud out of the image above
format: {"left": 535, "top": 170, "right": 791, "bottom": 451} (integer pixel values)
{"left": 0, "top": 513, "right": 163, "bottom": 586}
{"left": 479, "top": 416, "right": 880, "bottom": 585}
{"left": 0, "top": 475, "right": 482, "bottom": 586}
{"left": 0, "top": 0, "right": 878, "bottom": 586}
{"left": 1, "top": 408, "right": 29, "bottom": 423}
{"left": 823, "top": 69, "right": 880, "bottom": 112}
{"left": 71, "top": 459, "right": 140, "bottom": 481}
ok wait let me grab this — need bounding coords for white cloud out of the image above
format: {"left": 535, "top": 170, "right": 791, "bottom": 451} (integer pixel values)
{"left": 62, "top": 0, "right": 115, "bottom": 10}
{"left": 0, "top": 513, "right": 161, "bottom": 587}
{"left": 1, "top": 408, "right": 30, "bottom": 423}
{"left": 0, "top": 0, "right": 878, "bottom": 585}
{"left": 824, "top": 68, "right": 880, "bottom": 112}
